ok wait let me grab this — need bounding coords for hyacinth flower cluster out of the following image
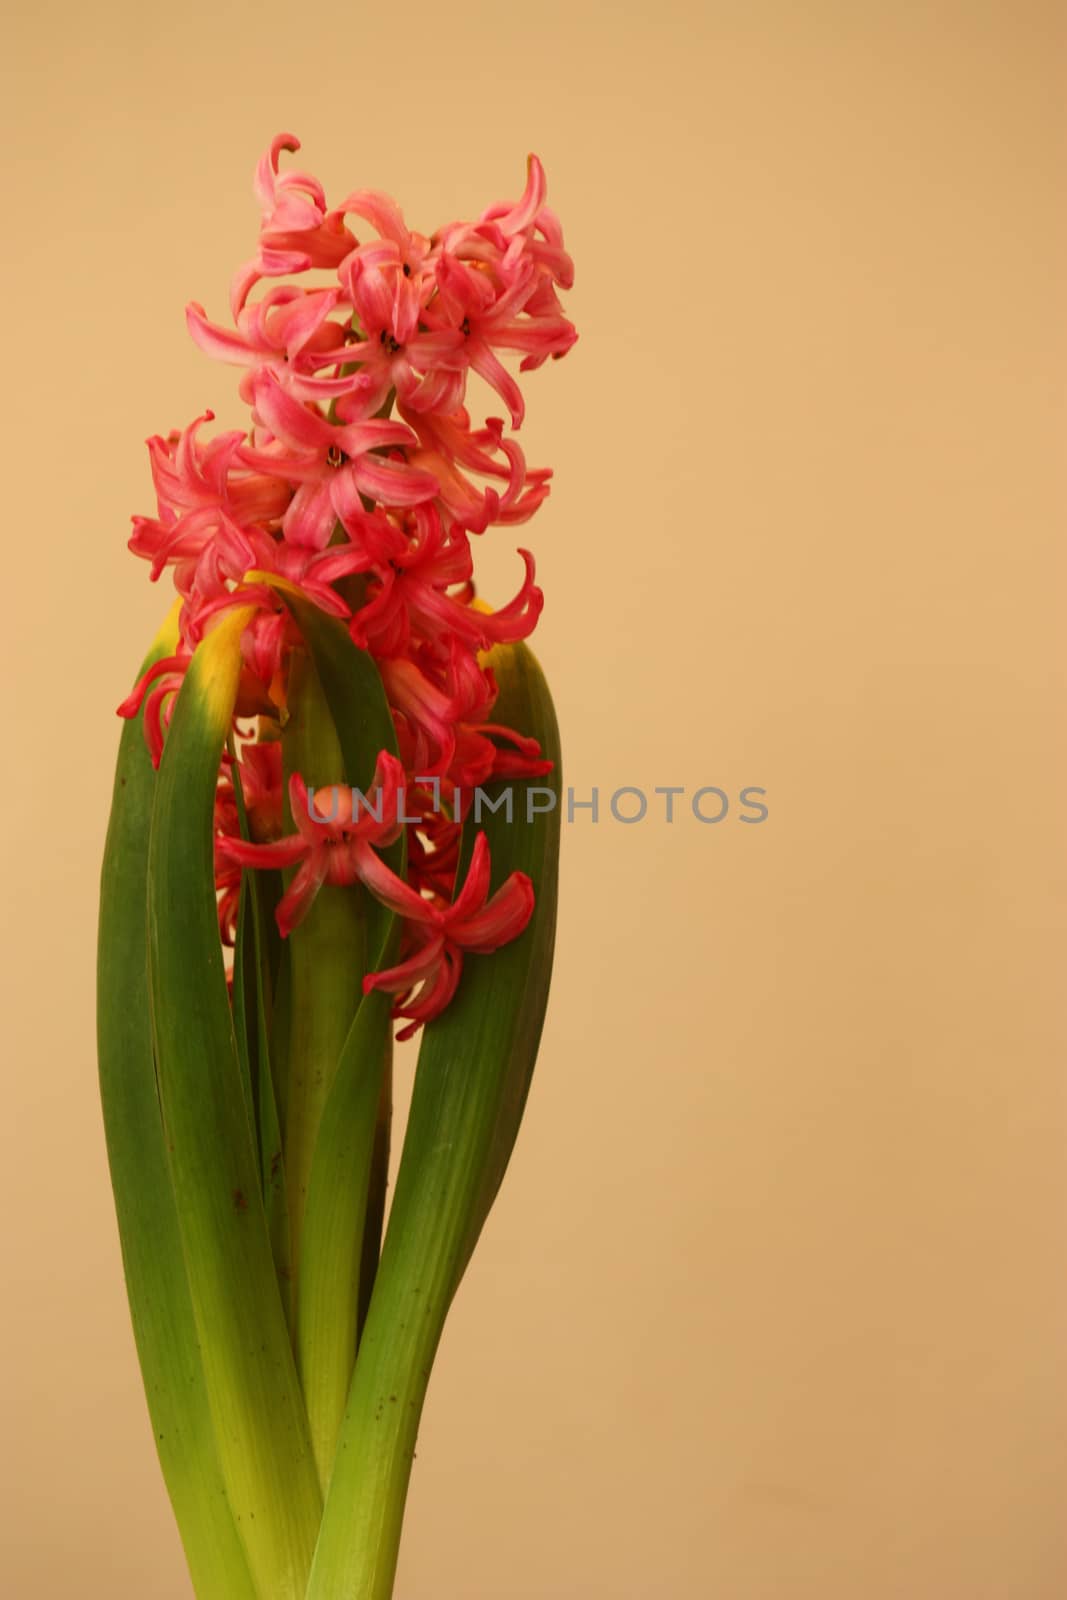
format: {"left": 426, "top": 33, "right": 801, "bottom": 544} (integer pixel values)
{"left": 119, "top": 131, "right": 574, "bottom": 1037}
{"left": 97, "top": 136, "right": 573, "bottom": 1600}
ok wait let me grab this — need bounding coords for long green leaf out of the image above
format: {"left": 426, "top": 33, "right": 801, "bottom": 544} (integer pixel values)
{"left": 306, "top": 639, "right": 561, "bottom": 1600}
{"left": 229, "top": 744, "right": 292, "bottom": 1317}
{"left": 268, "top": 589, "right": 405, "bottom": 1490}
{"left": 97, "top": 602, "right": 257, "bottom": 1600}
{"left": 230, "top": 875, "right": 259, "bottom": 1156}
{"left": 253, "top": 892, "right": 293, "bottom": 1324}
{"left": 277, "top": 646, "right": 366, "bottom": 1326}
{"left": 147, "top": 607, "right": 322, "bottom": 1599}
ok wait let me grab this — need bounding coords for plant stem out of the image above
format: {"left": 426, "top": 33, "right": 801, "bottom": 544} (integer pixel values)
{"left": 281, "top": 649, "right": 365, "bottom": 1317}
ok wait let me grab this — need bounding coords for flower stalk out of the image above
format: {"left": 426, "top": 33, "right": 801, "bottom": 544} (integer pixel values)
{"left": 280, "top": 646, "right": 366, "bottom": 1316}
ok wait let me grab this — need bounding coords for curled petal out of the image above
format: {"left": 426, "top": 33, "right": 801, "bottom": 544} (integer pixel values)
{"left": 338, "top": 189, "right": 410, "bottom": 245}
{"left": 472, "top": 549, "right": 543, "bottom": 643}
{"left": 254, "top": 132, "right": 304, "bottom": 209}
{"left": 469, "top": 342, "right": 525, "bottom": 429}
{"left": 391, "top": 946, "right": 464, "bottom": 1041}
{"left": 116, "top": 652, "right": 185, "bottom": 719}
{"left": 186, "top": 303, "right": 260, "bottom": 365}
{"left": 447, "top": 831, "right": 493, "bottom": 923}
{"left": 485, "top": 153, "right": 547, "bottom": 237}
{"left": 451, "top": 870, "right": 535, "bottom": 953}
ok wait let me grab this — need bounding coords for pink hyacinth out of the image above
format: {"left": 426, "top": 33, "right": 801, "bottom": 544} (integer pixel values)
{"left": 219, "top": 753, "right": 406, "bottom": 938}
{"left": 121, "top": 134, "right": 575, "bottom": 1034}
{"left": 360, "top": 833, "right": 535, "bottom": 1041}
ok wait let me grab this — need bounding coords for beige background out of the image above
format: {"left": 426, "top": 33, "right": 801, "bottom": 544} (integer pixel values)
{"left": 2, "top": 2, "right": 1065, "bottom": 1595}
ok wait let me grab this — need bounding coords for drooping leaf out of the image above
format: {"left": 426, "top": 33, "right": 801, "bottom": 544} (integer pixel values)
{"left": 97, "top": 602, "right": 257, "bottom": 1600}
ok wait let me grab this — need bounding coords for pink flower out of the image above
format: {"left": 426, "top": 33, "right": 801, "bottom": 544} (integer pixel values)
{"left": 437, "top": 153, "right": 575, "bottom": 312}
{"left": 360, "top": 832, "right": 535, "bottom": 1039}
{"left": 116, "top": 647, "right": 192, "bottom": 767}
{"left": 128, "top": 412, "right": 290, "bottom": 580}
{"left": 233, "top": 741, "right": 285, "bottom": 842}
{"left": 212, "top": 750, "right": 284, "bottom": 943}
{"left": 381, "top": 637, "right": 495, "bottom": 779}
{"left": 350, "top": 503, "right": 541, "bottom": 659}
{"left": 400, "top": 406, "right": 547, "bottom": 532}
{"left": 231, "top": 133, "right": 357, "bottom": 315}
{"left": 219, "top": 752, "right": 406, "bottom": 937}
{"left": 186, "top": 287, "right": 349, "bottom": 403}
{"left": 337, "top": 189, "right": 434, "bottom": 339}
{"left": 241, "top": 368, "right": 439, "bottom": 546}
{"left": 421, "top": 247, "right": 576, "bottom": 430}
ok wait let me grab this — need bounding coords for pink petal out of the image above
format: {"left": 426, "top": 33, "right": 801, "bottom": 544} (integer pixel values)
{"left": 491, "top": 154, "right": 547, "bottom": 237}
{"left": 350, "top": 454, "right": 439, "bottom": 508}
{"left": 451, "top": 870, "right": 534, "bottom": 952}
{"left": 363, "top": 933, "right": 446, "bottom": 996}
{"left": 393, "top": 945, "right": 463, "bottom": 1038}
{"left": 255, "top": 132, "right": 302, "bottom": 209}
{"left": 356, "top": 844, "right": 437, "bottom": 923}
{"left": 253, "top": 369, "right": 332, "bottom": 453}
{"left": 276, "top": 854, "right": 329, "bottom": 938}
{"left": 218, "top": 834, "right": 307, "bottom": 871}
{"left": 468, "top": 341, "right": 525, "bottom": 429}
{"left": 186, "top": 303, "right": 258, "bottom": 366}
{"left": 448, "top": 831, "right": 492, "bottom": 924}
{"left": 283, "top": 480, "right": 338, "bottom": 550}
{"left": 338, "top": 189, "right": 410, "bottom": 246}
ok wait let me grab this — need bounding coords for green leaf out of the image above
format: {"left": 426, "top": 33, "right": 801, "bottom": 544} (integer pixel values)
{"left": 277, "top": 646, "right": 366, "bottom": 1330}
{"left": 255, "top": 918, "right": 293, "bottom": 1326}
{"left": 230, "top": 876, "right": 259, "bottom": 1154}
{"left": 274, "top": 580, "right": 405, "bottom": 891}
{"left": 267, "top": 590, "right": 406, "bottom": 1489}
{"left": 147, "top": 606, "right": 322, "bottom": 1599}
{"left": 306, "top": 639, "right": 561, "bottom": 1600}
{"left": 230, "top": 755, "right": 292, "bottom": 1322}
{"left": 97, "top": 602, "right": 257, "bottom": 1600}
